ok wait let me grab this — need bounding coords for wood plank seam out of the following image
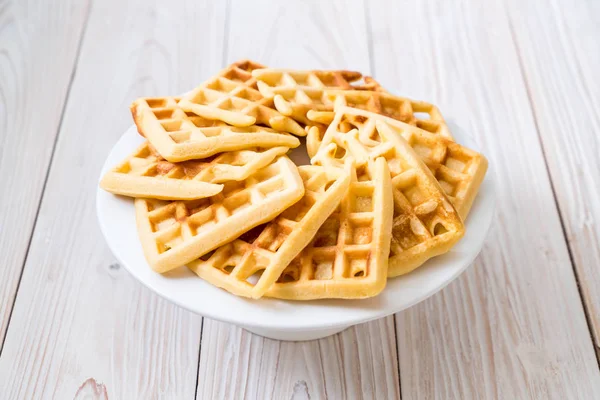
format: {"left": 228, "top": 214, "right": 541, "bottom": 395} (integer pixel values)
{"left": 363, "top": 0, "right": 375, "bottom": 79}
{"left": 506, "top": 0, "right": 600, "bottom": 367}
{"left": 359, "top": 0, "right": 404, "bottom": 394}
{"left": 0, "top": 0, "right": 93, "bottom": 356}
{"left": 195, "top": 3, "right": 231, "bottom": 395}
{"left": 364, "top": 1, "right": 403, "bottom": 396}
{"left": 193, "top": 2, "right": 401, "bottom": 398}
{"left": 392, "top": 318, "right": 402, "bottom": 396}
{"left": 364, "top": 2, "right": 403, "bottom": 396}
{"left": 194, "top": 318, "right": 205, "bottom": 400}
{"left": 220, "top": 0, "right": 232, "bottom": 67}
{"left": 363, "top": 2, "right": 600, "bottom": 397}
{"left": 0, "top": 1, "right": 217, "bottom": 396}
{"left": 506, "top": 9, "right": 600, "bottom": 370}
{"left": 364, "top": 2, "right": 404, "bottom": 396}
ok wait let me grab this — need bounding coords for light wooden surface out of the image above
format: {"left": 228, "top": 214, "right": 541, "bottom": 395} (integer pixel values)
{"left": 0, "top": 0, "right": 598, "bottom": 399}
{"left": 0, "top": 0, "right": 90, "bottom": 346}
{"left": 372, "top": 1, "right": 600, "bottom": 398}
{"left": 506, "top": 0, "right": 600, "bottom": 352}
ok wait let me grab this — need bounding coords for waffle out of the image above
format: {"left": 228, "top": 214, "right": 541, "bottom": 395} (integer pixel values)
{"left": 100, "top": 142, "right": 290, "bottom": 200}
{"left": 100, "top": 142, "right": 221, "bottom": 200}
{"left": 266, "top": 157, "right": 393, "bottom": 299}
{"left": 130, "top": 97, "right": 299, "bottom": 162}
{"left": 135, "top": 156, "right": 304, "bottom": 273}
{"left": 253, "top": 68, "right": 383, "bottom": 125}
{"left": 305, "top": 91, "right": 452, "bottom": 157}
{"left": 373, "top": 121, "right": 487, "bottom": 219}
{"left": 188, "top": 164, "right": 351, "bottom": 299}
{"left": 353, "top": 76, "right": 387, "bottom": 92}
{"left": 178, "top": 60, "right": 306, "bottom": 136}
{"left": 312, "top": 107, "right": 465, "bottom": 277}
{"left": 306, "top": 124, "right": 328, "bottom": 159}
{"left": 313, "top": 106, "right": 486, "bottom": 218}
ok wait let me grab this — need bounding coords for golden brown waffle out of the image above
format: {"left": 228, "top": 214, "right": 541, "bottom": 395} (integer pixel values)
{"left": 100, "top": 142, "right": 221, "bottom": 200}
{"left": 314, "top": 91, "right": 448, "bottom": 134}
{"left": 100, "top": 142, "right": 290, "bottom": 200}
{"left": 253, "top": 68, "right": 382, "bottom": 125}
{"left": 306, "top": 124, "right": 328, "bottom": 159}
{"left": 374, "top": 121, "right": 487, "bottom": 219}
{"left": 358, "top": 76, "right": 387, "bottom": 92}
{"left": 305, "top": 91, "right": 452, "bottom": 158}
{"left": 313, "top": 106, "right": 486, "bottom": 219}
{"left": 188, "top": 164, "right": 351, "bottom": 299}
{"left": 135, "top": 156, "right": 304, "bottom": 273}
{"left": 266, "top": 157, "right": 393, "bottom": 299}
{"left": 312, "top": 106, "right": 465, "bottom": 277}
{"left": 178, "top": 61, "right": 306, "bottom": 136}
{"left": 130, "top": 97, "right": 299, "bottom": 162}
{"left": 253, "top": 68, "right": 363, "bottom": 90}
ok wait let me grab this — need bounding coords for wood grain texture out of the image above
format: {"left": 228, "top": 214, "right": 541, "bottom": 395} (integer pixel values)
{"left": 198, "top": 319, "right": 399, "bottom": 400}
{"left": 1, "top": 1, "right": 598, "bottom": 399}
{"left": 223, "top": 0, "right": 370, "bottom": 70}
{"left": 0, "top": 0, "right": 90, "bottom": 346}
{"left": 368, "top": 0, "right": 600, "bottom": 399}
{"left": 0, "top": 0, "right": 226, "bottom": 398}
{"left": 197, "top": 1, "right": 401, "bottom": 399}
{"left": 507, "top": 0, "right": 600, "bottom": 349}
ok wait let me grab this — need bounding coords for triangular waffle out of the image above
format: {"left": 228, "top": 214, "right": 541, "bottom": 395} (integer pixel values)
{"left": 130, "top": 96, "right": 299, "bottom": 162}
{"left": 178, "top": 60, "right": 306, "bottom": 136}
{"left": 188, "top": 164, "right": 351, "bottom": 298}
{"left": 305, "top": 90, "right": 452, "bottom": 158}
{"left": 312, "top": 106, "right": 465, "bottom": 277}
{"left": 135, "top": 156, "right": 304, "bottom": 273}
{"left": 266, "top": 157, "right": 393, "bottom": 299}
{"left": 373, "top": 122, "right": 487, "bottom": 219}
{"left": 313, "top": 106, "right": 486, "bottom": 219}
{"left": 100, "top": 142, "right": 290, "bottom": 200}
{"left": 312, "top": 90, "right": 449, "bottom": 134}
{"left": 252, "top": 68, "right": 382, "bottom": 125}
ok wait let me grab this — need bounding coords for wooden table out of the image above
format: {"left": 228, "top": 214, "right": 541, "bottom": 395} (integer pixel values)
{"left": 1, "top": 0, "right": 599, "bottom": 398}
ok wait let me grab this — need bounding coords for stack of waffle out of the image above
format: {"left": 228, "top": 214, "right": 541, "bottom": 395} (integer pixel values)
{"left": 100, "top": 60, "right": 488, "bottom": 300}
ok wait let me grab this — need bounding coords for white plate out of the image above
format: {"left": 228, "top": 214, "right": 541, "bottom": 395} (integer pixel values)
{"left": 97, "top": 123, "right": 495, "bottom": 341}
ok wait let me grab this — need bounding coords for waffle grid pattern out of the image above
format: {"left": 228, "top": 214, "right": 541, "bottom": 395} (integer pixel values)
{"left": 135, "top": 157, "right": 304, "bottom": 273}
{"left": 326, "top": 91, "right": 451, "bottom": 137}
{"left": 313, "top": 106, "right": 487, "bottom": 218}
{"left": 99, "top": 59, "right": 489, "bottom": 300}
{"left": 100, "top": 141, "right": 223, "bottom": 200}
{"left": 188, "top": 165, "right": 351, "bottom": 298}
{"left": 131, "top": 96, "right": 299, "bottom": 162}
{"left": 311, "top": 107, "right": 465, "bottom": 277}
{"left": 267, "top": 157, "right": 393, "bottom": 299}
{"left": 253, "top": 69, "right": 382, "bottom": 125}
{"left": 179, "top": 61, "right": 305, "bottom": 136}
{"left": 305, "top": 91, "right": 453, "bottom": 158}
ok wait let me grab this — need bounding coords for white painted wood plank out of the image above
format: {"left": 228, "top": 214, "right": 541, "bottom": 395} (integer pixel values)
{"left": 0, "top": 0, "right": 89, "bottom": 344}
{"left": 223, "top": 0, "right": 370, "bottom": 70}
{"left": 507, "top": 0, "right": 600, "bottom": 349}
{"left": 198, "top": 318, "right": 399, "bottom": 400}
{"left": 198, "top": 1, "right": 401, "bottom": 399}
{"left": 369, "top": 0, "right": 600, "bottom": 399}
{"left": 0, "top": 0, "right": 226, "bottom": 398}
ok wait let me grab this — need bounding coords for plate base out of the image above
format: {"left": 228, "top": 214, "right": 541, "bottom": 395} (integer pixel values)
{"left": 242, "top": 324, "right": 351, "bottom": 341}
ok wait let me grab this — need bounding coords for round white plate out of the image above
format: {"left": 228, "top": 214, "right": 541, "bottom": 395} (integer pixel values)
{"left": 97, "top": 123, "right": 495, "bottom": 341}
